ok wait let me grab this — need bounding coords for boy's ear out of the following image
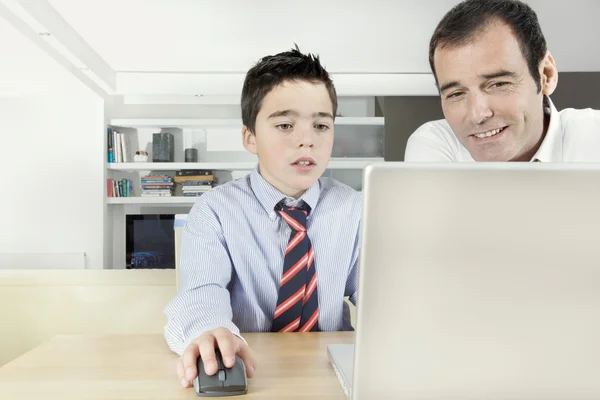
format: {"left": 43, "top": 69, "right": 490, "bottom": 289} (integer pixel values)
{"left": 242, "top": 125, "right": 257, "bottom": 155}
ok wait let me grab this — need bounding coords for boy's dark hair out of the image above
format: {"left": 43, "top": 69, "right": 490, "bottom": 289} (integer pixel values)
{"left": 429, "top": 0, "right": 547, "bottom": 93}
{"left": 241, "top": 45, "right": 337, "bottom": 134}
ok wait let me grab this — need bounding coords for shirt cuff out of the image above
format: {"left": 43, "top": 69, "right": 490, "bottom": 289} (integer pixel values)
{"left": 182, "top": 325, "right": 247, "bottom": 353}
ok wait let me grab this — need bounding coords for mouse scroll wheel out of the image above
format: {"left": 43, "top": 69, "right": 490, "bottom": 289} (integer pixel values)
{"left": 218, "top": 369, "right": 226, "bottom": 382}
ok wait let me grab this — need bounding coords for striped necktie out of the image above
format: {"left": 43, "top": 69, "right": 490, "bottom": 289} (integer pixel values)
{"left": 270, "top": 203, "right": 319, "bottom": 332}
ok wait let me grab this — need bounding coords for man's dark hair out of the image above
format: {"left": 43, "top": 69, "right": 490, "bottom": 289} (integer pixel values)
{"left": 429, "top": 0, "right": 547, "bottom": 93}
{"left": 241, "top": 45, "right": 337, "bottom": 134}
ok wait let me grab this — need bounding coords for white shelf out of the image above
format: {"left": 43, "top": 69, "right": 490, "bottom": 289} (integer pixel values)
{"left": 107, "top": 158, "right": 384, "bottom": 171}
{"left": 107, "top": 197, "right": 199, "bottom": 205}
{"left": 109, "top": 117, "right": 384, "bottom": 129}
{"left": 108, "top": 162, "right": 256, "bottom": 171}
{"left": 327, "top": 157, "right": 384, "bottom": 168}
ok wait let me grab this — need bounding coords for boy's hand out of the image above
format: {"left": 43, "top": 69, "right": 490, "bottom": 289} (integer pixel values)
{"left": 177, "top": 327, "right": 257, "bottom": 388}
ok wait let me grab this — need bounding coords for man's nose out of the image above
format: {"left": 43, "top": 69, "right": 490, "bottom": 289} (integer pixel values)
{"left": 468, "top": 92, "right": 493, "bottom": 124}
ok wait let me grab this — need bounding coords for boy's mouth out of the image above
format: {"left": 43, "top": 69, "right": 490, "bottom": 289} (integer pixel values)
{"left": 292, "top": 157, "right": 316, "bottom": 166}
{"left": 292, "top": 157, "right": 316, "bottom": 171}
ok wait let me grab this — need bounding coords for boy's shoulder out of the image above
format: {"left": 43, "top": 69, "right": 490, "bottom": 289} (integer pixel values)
{"left": 185, "top": 175, "right": 255, "bottom": 228}
{"left": 192, "top": 173, "right": 361, "bottom": 218}
{"left": 197, "top": 175, "right": 253, "bottom": 208}
{"left": 317, "top": 176, "right": 362, "bottom": 209}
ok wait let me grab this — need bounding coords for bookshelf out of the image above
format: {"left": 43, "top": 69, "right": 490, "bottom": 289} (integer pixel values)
{"left": 109, "top": 117, "right": 384, "bottom": 129}
{"left": 107, "top": 158, "right": 383, "bottom": 172}
{"left": 104, "top": 103, "right": 384, "bottom": 268}
{"left": 107, "top": 197, "right": 198, "bottom": 205}
{"left": 106, "top": 116, "right": 385, "bottom": 205}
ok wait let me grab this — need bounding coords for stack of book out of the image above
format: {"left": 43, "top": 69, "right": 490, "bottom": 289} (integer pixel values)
{"left": 107, "top": 127, "right": 131, "bottom": 163}
{"left": 107, "top": 178, "right": 133, "bottom": 197}
{"left": 140, "top": 175, "right": 174, "bottom": 197}
{"left": 174, "top": 170, "right": 215, "bottom": 197}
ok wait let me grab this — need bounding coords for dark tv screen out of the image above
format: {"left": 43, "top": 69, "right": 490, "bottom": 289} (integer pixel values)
{"left": 126, "top": 214, "right": 175, "bottom": 269}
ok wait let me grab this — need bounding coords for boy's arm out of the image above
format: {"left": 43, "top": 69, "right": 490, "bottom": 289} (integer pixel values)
{"left": 163, "top": 199, "right": 240, "bottom": 356}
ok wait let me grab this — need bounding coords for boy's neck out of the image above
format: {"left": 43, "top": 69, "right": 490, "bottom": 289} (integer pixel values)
{"left": 257, "top": 168, "right": 307, "bottom": 199}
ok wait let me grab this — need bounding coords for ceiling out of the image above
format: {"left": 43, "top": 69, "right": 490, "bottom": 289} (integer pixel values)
{"left": 0, "top": 13, "right": 63, "bottom": 97}
{"left": 47, "top": 0, "right": 451, "bottom": 73}
{"left": 1, "top": 0, "right": 599, "bottom": 99}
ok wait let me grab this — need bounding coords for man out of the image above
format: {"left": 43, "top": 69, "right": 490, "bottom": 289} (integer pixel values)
{"left": 405, "top": 0, "right": 600, "bottom": 162}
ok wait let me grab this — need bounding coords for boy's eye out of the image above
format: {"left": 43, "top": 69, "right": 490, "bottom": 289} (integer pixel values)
{"left": 315, "top": 124, "right": 330, "bottom": 131}
{"left": 276, "top": 123, "right": 293, "bottom": 131}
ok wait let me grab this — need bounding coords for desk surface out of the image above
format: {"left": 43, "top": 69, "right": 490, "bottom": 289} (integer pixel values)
{"left": 0, "top": 332, "right": 353, "bottom": 399}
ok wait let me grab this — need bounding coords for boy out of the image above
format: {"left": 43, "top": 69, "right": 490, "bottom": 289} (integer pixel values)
{"left": 163, "top": 46, "right": 361, "bottom": 388}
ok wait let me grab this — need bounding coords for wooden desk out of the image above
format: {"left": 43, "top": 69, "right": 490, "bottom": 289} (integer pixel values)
{"left": 0, "top": 332, "right": 353, "bottom": 399}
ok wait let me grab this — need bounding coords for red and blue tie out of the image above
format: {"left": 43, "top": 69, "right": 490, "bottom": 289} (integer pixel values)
{"left": 270, "top": 204, "right": 319, "bottom": 332}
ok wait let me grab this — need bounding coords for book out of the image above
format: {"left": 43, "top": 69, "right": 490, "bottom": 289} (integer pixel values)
{"left": 176, "top": 170, "right": 212, "bottom": 176}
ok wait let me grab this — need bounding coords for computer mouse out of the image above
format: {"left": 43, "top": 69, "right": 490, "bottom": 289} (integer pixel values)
{"left": 193, "top": 348, "right": 248, "bottom": 397}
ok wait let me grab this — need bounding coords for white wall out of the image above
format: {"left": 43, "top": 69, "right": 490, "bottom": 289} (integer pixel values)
{"left": 0, "top": 16, "right": 105, "bottom": 269}
{"left": 49, "top": 0, "right": 600, "bottom": 74}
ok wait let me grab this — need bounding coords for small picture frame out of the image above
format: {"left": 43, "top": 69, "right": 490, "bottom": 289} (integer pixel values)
{"left": 134, "top": 151, "right": 149, "bottom": 162}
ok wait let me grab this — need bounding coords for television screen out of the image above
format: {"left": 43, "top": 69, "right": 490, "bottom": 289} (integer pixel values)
{"left": 126, "top": 214, "right": 175, "bottom": 269}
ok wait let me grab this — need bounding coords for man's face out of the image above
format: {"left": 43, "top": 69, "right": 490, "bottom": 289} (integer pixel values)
{"left": 242, "top": 79, "right": 334, "bottom": 198}
{"left": 434, "top": 19, "right": 556, "bottom": 161}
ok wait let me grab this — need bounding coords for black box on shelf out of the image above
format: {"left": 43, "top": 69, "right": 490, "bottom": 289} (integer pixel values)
{"left": 184, "top": 148, "right": 198, "bottom": 162}
{"left": 152, "top": 132, "right": 174, "bottom": 162}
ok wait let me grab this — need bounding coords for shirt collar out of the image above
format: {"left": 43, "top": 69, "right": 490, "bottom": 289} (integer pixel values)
{"left": 249, "top": 166, "right": 321, "bottom": 221}
{"left": 530, "top": 96, "right": 563, "bottom": 162}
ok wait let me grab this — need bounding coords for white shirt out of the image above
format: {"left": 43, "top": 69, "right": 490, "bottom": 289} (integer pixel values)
{"left": 404, "top": 97, "right": 600, "bottom": 162}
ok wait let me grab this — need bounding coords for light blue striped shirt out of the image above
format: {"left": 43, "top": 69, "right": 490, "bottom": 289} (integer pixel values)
{"left": 164, "top": 167, "right": 361, "bottom": 355}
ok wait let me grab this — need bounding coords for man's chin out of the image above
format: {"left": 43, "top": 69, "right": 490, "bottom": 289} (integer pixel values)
{"left": 474, "top": 156, "right": 508, "bottom": 162}
{"left": 466, "top": 145, "right": 511, "bottom": 162}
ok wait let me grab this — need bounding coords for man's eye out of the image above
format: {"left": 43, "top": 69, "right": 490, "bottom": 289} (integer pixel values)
{"left": 447, "top": 92, "right": 464, "bottom": 99}
{"left": 315, "top": 124, "right": 330, "bottom": 131}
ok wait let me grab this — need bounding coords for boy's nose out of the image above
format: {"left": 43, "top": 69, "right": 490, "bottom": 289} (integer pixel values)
{"left": 297, "top": 129, "right": 315, "bottom": 148}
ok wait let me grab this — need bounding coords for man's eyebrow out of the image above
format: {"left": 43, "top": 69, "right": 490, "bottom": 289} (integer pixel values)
{"left": 439, "top": 81, "right": 461, "bottom": 93}
{"left": 438, "top": 70, "right": 519, "bottom": 93}
{"left": 480, "top": 70, "right": 519, "bottom": 80}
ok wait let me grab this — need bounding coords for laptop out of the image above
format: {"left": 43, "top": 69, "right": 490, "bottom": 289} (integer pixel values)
{"left": 328, "top": 163, "right": 600, "bottom": 399}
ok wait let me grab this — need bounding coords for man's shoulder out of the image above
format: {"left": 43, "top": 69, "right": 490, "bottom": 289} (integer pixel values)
{"left": 559, "top": 107, "right": 600, "bottom": 131}
{"left": 558, "top": 107, "right": 600, "bottom": 145}
{"left": 554, "top": 107, "right": 600, "bottom": 161}
{"left": 405, "top": 119, "right": 469, "bottom": 162}
{"left": 411, "top": 118, "right": 455, "bottom": 138}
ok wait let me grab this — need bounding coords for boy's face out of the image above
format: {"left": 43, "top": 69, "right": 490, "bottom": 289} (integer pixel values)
{"left": 243, "top": 80, "right": 334, "bottom": 198}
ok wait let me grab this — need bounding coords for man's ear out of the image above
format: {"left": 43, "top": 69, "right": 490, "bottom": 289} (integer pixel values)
{"left": 540, "top": 51, "right": 558, "bottom": 96}
{"left": 242, "top": 126, "right": 257, "bottom": 155}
